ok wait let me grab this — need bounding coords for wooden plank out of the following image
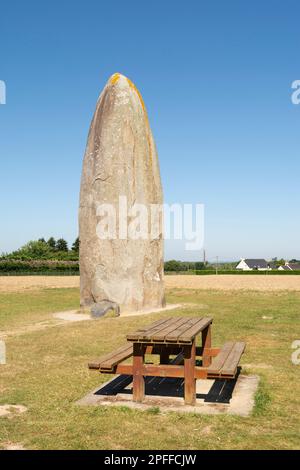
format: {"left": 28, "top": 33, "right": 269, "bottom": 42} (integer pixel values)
{"left": 116, "top": 362, "right": 226, "bottom": 380}
{"left": 178, "top": 317, "right": 213, "bottom": 344}
{"left": 127, "top": 317, "right": 172, "bottom": 341}
{"left": 142, "top": 351, "right": 185, "bottom": 389}
{"left": 165, "top": 317, "right": 199, "bottom": 342}
{"left": 143, "top": 364, "right": 184, "bottom": 378}
{"left": 194, "top": 367, "right": 208, "bottom": 380}
{"left": 202, "top": 324, "right": 212, "bottom": 367}
{"left": 207, "top": 342, "right": 235, "bottom": 374}
{"left": 132, "top": 343, "right": 145, "bottom": 402}
{"left": 221, "top": 342, "right": 246, "bottom": 376}
{"left": 126, "top": 317, "right": 168, "bottom": 341}
{"left": 116, "top": 363, "right": 185, "bottom": 378}
{"left": 116, "top": 363, "right": 210, "bottom": 379}
{"left": 88, "top": 344, "right": 133, "bottom": 370}
{"left": 100, "top": 345, "right": 133, "bottom": 371}
{"left": 117, "top": 350, "right": 185, "bottom": 376}
{"left": 141, "top": 317, "right": 180, "bottom": 342}
{"left": 116, "top": 364, "right": 235, "bottom": 380}
{"left": 99, "top": 344, "right": 133, "bottom": 369}
{"left": 152, "top": 317, "right": 189, "bottom": 342}
{"left": 115, "top": 363, "right": 133, "bottom": 375}
{"left": 184, "top": 341, "right": 196, "bottom": 405}
{"left": 196, "top": 347, "right": 220, "bottom": 357}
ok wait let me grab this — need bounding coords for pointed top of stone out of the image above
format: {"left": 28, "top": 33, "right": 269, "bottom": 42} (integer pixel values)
{"left": 108, "top": 72, "right": 135, "bottom": 87}
{"left": 104, "top": 72, "right": 147, "bottom": 114}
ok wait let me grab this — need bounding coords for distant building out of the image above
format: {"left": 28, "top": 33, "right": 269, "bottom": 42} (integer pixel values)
{"left": 236, "top": 258, "right": 269, "bottom": 271}
{"left": 278, "top": 263, "right": 300, "bottom": 271}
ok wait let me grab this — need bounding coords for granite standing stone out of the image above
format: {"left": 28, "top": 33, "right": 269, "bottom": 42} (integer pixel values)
{"left": 79, "top": 73, "right": 165, "bottom": 312}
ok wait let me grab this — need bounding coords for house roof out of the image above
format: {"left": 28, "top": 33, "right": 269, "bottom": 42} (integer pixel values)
{"left": 287, "top": 263, "right": 300, "bottom": 271}
{"left": 243, "top": 259, "right": 268, "bottom": 268}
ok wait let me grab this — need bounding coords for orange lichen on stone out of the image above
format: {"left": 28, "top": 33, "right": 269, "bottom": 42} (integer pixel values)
{"left": 110, "top": 73, "right": 121, "bottom": 85}
{"left": 126, "top": 77, "right": 147, "bottom": 114}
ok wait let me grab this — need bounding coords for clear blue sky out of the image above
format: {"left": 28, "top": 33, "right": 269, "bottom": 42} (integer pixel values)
{"left": 0, "top": 1, "right": 299, "bottom": 261}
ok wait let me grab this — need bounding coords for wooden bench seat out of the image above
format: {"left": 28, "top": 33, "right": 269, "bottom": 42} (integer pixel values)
{"left": 207, "top": 341, "right": 246, "bottom": 379}
{"left": 88, "top": 344, "right": 133, "bottom": 372}
{"left": 88, "top": 340, "right": 245, "bottom": 379}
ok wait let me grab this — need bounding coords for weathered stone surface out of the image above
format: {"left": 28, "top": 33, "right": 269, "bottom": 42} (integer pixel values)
{"left": 90, "top": 301, "right": 120, "bottom": 318}
{"left": 79, "top": 73, "right": 165, "bottom": 312}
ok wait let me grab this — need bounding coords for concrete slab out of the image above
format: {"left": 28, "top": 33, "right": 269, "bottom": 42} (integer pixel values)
{"left": 2, "top": 443, "right": 26, "bottom": 451}
{"left": 53, "top": 304, "right": 182, "bottom": 322}
{"left": 77, "top": 374, "right": 259, "bottom": 417}
{"left": 119, "top": 304, "right": 182, "bottom": 317}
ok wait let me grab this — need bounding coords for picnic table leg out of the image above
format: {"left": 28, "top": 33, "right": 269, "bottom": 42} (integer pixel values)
{"left": 184, "top": 340, "right": 196, "bottom": 405}
{"left": 132, "top": 343, "right": 145, "bottom": 403}
{"left": 160, "top": 348, "right": 169, "bottom": 364}
{"left": 202, "top": 324, "right": 212, "bottom": 367}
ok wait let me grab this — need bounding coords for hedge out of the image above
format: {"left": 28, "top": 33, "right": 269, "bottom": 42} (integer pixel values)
{"left": 0, "top": 260, "right": 79, "bottom": 274}
{"left": 1, "top": 260, "right": 299, "bottom": 276}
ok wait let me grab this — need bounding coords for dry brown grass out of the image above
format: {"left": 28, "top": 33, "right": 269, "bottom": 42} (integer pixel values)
{"left": 1, "top": 274, "right": 300, "bottom": 293}
{"left": 165, "top": 274, "right": 300, "bottom": 291}
{"left": 0, "top": 276, "right": 80, "bottom": 292}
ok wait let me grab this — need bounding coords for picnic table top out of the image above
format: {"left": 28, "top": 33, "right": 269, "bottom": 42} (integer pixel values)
{"left": 126, "top": 316, "right": 213, "bottom": 345}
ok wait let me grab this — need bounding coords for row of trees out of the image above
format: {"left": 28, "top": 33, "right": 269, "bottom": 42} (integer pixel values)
{"left": 164, "top": 260, "right": 207, "bottom": 271}
{"left": 271, "top": 257, "right": 300, "bottom": 266}
{"left": 1, "top": 237, "right": 80, "bottom": 261}
{"left": 38, "top": 237, "right": 80, "bottom": 253}
{"left": 164, "top": 260, "right": 238, "bottom": 271}
{"left": 2, "top": 240, "right": 299, "bottom": 269}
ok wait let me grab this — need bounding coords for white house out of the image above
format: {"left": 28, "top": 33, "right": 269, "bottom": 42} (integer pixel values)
{"left": 236, "top": 258, "right": 269, "bottom": 271}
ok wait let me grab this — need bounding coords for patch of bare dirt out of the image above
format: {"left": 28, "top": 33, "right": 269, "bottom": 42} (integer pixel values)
{"left": 0, "top": 404, "right": 27, "bottom": 418}
{"left": 0, "top": 311, "right": 93, "bottom": 339}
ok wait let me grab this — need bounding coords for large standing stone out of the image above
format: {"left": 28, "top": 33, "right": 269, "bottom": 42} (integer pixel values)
{"left": 79, "top": 73, "right": 165, "bottom": 312}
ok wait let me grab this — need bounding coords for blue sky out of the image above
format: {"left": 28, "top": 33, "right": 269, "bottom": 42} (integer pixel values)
{"left": 0, "top": 0, "right": 299, "bottom": 261}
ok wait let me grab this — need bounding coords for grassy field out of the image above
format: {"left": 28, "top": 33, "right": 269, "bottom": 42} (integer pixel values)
{"left": 0, "top": 287, "right": 299, "bottom": 449}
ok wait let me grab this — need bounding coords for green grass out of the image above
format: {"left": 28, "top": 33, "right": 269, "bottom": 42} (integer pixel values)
{"left": 253, "top": 379, "right": 271, "bottom": 416}
{"left": 0, "top": 288, "right": 79, "bottom": 330}
{"left": 0, "top": 287, "right": 300, "bottom": 449}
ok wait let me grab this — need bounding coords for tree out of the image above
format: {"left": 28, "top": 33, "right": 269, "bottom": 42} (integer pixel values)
{"left": 277, "top": 258, "right": 286, "bottom": 266}
{"left": 56, "top": 238, "right": 68, "bottom": 252}
{"left": 10, "top": 240, "right": 51, "bottom": 259}
{"left": 38, "top": 237, "right": 46, "bottom": 243}
{"left": 164, "top": 260, "right": 182, "bottom": 272}
{"left": 47, "top": 237, "right": 56, "bottom": 250}
{"left": 195, "top": 262, "right": 205, "bottom": 270}
{"left": 72, "top": 237, "right": 80, "bottom": 252}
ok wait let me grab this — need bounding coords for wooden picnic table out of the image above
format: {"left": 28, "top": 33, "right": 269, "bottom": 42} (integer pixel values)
{"left": 126, "top": 316, "right": 213, "bottom": 405}
{"left": 89, "top": 316, "right": 246, "bottom": 406}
